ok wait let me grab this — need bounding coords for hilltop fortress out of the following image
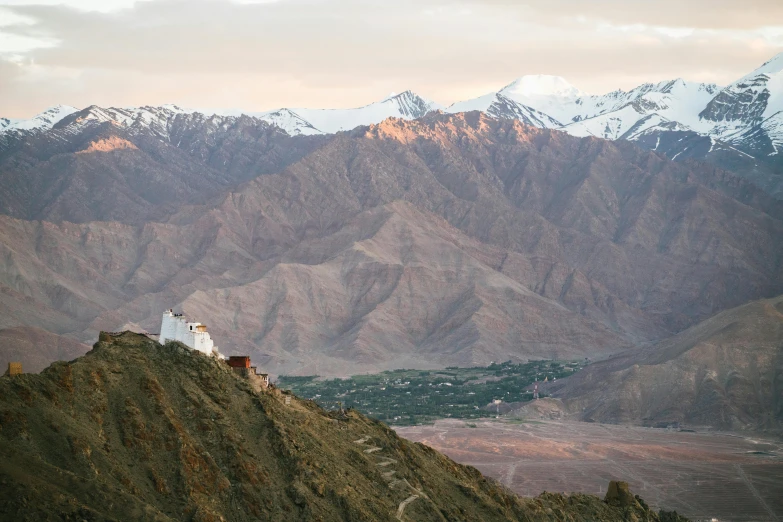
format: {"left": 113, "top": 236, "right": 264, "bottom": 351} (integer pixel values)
{"left": 159, "top": 309, "right": 219, "bottom": 356}
{"left": 159, "top": 309, "right": 268, "bottom": 390}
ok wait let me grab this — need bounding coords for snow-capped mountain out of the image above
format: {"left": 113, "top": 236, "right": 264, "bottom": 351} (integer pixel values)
{"left": 211, "top": 90, "right": 443, "bottom": 136}
{"left": 256, "top": 90, "right": 442, "bottom": 135}
{"left": 0, "top": 105, "right": 79, "bottom": 133}
{"left": 446, "top": 91, "right": 563, "bottom": 128}
{"left": 560, "top": 80, "right": 720, "bottom": 139}
{"left": 438, "top": 58, "right": 780, "bottom": 196}
{"left": 2, "top": 52, "right": 782, "bottom": 195}
{"left": 253, "top": 109, "right": 323, "bottom": 136}
{"left": 448, "top": 75, "right": 719, "bottom": 142}
{"left": 60, "top": 104, "right": 192, "bottom": 137}
{"left": 699, "top": 53, "right": 783, "bottom": 156}
{"left": 0, "top": 91, "right": 442, "bottom": 139}
{"left": 496, "top": 75, "right": 587, "bottom": 124}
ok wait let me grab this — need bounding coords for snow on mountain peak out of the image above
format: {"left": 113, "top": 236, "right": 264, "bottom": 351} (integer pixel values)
{"left": 500, "top": 75, "right": 586, "bottom": 99}
{"left": 0, "top": 105, "right": 78, "bottom": 134}
{"left": 379, "top": 90, "right": 442, "bottom": 119}
{"left": 2, "top": 51, "right": 781, "bottom": 155}
{"left": 754, "top": 52, "right": 783, "bottom": 76}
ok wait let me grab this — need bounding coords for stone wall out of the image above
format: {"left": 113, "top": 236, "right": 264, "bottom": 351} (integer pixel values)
{"left": 231, "top": 367, "right": 269, "bottom": 393}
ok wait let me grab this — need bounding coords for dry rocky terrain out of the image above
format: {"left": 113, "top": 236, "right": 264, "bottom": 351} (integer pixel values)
{"left": 0, "top": 332, "right": 685, "bottom": 521}
{"left": 542, "top": 294, "right": 783, "bottom": 433}
{"left": 1, "top": 112, "right": 782, "bottom": 377}
{"left": 397, "top": 419, "right": 782, "bottom": 522}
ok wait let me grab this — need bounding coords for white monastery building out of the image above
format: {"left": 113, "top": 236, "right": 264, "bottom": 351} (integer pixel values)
{"left": 159, "top": 309, "right": 219, "bottom": 356}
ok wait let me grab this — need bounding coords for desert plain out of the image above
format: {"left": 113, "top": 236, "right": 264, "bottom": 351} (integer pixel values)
{"left": 396, "top": 419, "right": 783, "bottom": 522}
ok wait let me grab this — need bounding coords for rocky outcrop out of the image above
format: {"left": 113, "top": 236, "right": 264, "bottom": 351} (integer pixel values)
{"left": 604, "top": 481, "right": 638, "bottom": 508}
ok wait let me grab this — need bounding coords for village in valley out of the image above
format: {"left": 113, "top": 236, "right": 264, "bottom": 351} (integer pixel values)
{"left": 5, "top": 309, "right": 580, "bottom": 428}
{"left": 278, "top": 359, "right": 583, "bottom": 426}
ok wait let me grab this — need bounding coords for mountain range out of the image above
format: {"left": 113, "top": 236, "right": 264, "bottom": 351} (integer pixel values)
{"left": 1, "top": 54, "right": 782, "bottom": 439}
{"left": 1, "top": 108, "right": 782, "bottom": 379}
{"left": 3, "top": 53, "right": 782, "bottom": 197}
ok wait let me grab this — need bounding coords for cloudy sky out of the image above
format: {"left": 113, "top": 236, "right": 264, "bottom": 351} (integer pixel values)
{"left": 1, "top": 0, "right": 782, "bottom": 118}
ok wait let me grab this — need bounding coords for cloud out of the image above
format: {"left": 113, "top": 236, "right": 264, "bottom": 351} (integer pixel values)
{"left": 0, "top": 0, "right": 142, "bottom": 13}
{"left": 481, "top": 0, "right": 783, "bottom": 30}
{"left": 0, "top": 0, "right": 781, "bottom": 117}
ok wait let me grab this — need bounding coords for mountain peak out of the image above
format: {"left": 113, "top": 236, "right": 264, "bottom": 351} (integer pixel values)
{"left": 755, "top": 51, "right": 783, "bottom": 76}
{"left": 382, "top": 89, "right": 437, "bottom": 105}
{"left": 379, "top": 90, "right": 440, "bottom": 118}
{"left": 500, "top": 75, "right": 585, "bottom": 98}
{"left": 383, "top": 90, "right": 414, "bottom": 102}
{"left": 0, "top": 104, "right": 78, "bottom": 133}
{"left": 730, "top": 51, "right": 783, "bottom": 85}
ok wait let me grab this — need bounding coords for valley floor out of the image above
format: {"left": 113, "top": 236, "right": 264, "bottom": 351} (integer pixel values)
{"left": 396, "top": 419, "right": 783, "bottom": 522}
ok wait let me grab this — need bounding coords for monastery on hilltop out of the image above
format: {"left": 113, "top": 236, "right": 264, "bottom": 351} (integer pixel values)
{"left": 160, "top": 309, "right": 219, "bottom": 356}
{"left": 159, "top": 309, "right": 269, "bottom": 390}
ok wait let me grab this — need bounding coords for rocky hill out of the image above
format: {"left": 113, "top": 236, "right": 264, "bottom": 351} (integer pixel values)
{"left": 546, "top": 294, "right": 783, "bottom": 433}
{"left": 0, "top": 331, "right": 684, "bottom": 521}
{"left": 1, "top": 112, "right": 782, "bottom": 376}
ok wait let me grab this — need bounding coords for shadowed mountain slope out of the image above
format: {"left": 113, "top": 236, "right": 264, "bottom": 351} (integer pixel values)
{"left": 0, "top": 332, "right": 683, "bottom": 521}
{"left": 548, "top": 294, "right": 783, "bottom": 433}
{"left": 0, "top": 108, "right": 329, "bottom": 224}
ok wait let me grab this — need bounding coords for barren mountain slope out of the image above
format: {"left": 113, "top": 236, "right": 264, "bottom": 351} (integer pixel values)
{"left": 0, "top": 202, "right": 637, "bottom": 376}
{"left": 1, "top": 113, "right": 782, "bottom": 375}
{"left": 0, "top": 109, "right": 329, "bottom": 224}
{"left": 0, "top": 332, "right": 681, "bottom": 522}
{"left": 153, "top": 202, "right": 637, "bottom": 375}
{"left": 548, "top": 295, "right": 783, "bottom": 433}
{"left": 199, "top": 112, "right": 783, "bottom": 333}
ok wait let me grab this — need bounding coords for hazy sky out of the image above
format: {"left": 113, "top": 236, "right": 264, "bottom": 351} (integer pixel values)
{"left": 1, "top": 0, "right": 782, "bottom": 118}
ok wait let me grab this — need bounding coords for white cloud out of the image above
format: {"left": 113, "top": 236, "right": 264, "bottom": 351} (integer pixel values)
{"left": 0, "top": 6, "right": 57, "bottom": 54}
{"left": 759, "top": 26, "right": 783, "bottom": 46}
{"left": 654, "top": 26, "right": 695, "bottom": 39}
{"left": 0, "top": 0, "right": 141, "bottom": 12}
{"left": 0, "top": 0, "right": 283, "bottom": 10}
{"left": 0, "top": 31, "right": 54, "bottom": 52}
{"left": 0, "top": 6, "right": 36, "bottom": 25}
{"left": 0, "top": 0, "right": 782, "bottom": 117}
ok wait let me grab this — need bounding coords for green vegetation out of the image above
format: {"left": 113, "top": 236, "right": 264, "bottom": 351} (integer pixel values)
{"left": 278, "top": 359, "right": 582, "bottom": 426}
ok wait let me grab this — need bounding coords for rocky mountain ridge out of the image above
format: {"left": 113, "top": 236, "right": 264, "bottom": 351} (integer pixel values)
{"left": 4, "top": 54, "right": 781, "bottom": 195}
{"left": 1, "top": 112, "right": 782, "bottom": 377}
{"left": 0, "top": 331, "right": 685, "bottom": 521}
{"left": 0, "top": 106, "right": 329, "bottom": 224}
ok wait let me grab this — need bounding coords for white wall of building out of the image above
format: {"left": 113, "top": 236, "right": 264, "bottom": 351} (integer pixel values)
{"left": 160, "top": 310, "right": 218, "bottom": 356}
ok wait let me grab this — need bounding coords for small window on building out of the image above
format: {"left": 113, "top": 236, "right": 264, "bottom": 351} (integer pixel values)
{"left": 190, "top": 326, "right": 192, "bottom": 330}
